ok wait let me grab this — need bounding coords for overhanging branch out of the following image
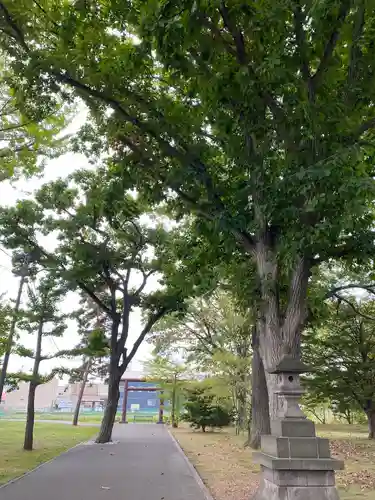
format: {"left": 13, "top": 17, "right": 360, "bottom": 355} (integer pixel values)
{"left": 311, "top": 0, "right": 352, "bottom": 90}
{"left": 124, "top": 308, "right": 167, "bottom": 372}
{"left": 325, "top": 283, "right": 375, "bottom": 299}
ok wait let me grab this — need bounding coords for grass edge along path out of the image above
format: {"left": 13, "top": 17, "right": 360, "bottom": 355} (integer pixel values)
{"left": 172, "top": 424, "right": 375, "bottom": 500}
{"left": 0, "top": 421, "right": 97, "bottom": 486}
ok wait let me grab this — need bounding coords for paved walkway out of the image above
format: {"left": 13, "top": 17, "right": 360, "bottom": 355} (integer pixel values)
{"left": 0, "top": 424, "right": 211, "bottom": 500}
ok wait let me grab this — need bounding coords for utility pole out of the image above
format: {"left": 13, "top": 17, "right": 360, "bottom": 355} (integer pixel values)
{"left": 0, "top": 253, "right": 30, "bottom": 403}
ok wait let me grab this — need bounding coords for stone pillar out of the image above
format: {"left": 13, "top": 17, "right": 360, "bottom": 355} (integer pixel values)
{"left": 253, "top": 355, "right": 344, "bottom": 500}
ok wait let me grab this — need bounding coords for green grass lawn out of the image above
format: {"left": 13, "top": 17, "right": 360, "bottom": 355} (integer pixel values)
{"left": 0, "top": 421, "right": 97, "bottom": 485}
{"left": 8, "top": 411, "right": 159, "bottom": 423}
{"left": 34, "top": 412, "right": 104, "bottom": 422}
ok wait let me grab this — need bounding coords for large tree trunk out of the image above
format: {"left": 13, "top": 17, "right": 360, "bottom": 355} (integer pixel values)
{"left": 366, "top": 409, "right": 375, "bottom": 439}
{"left": 246, "top": 326, "right": 270, "bottom": 449}
{"left": 96, "top": 369, "right": 121, "bottom": 444}
{"left": 255, "top": 243, "right": 310, "bottom": 420}
{"left": 24, "top": 382, "right": 37, "bottom": 450}
{"left": 73, "top": 359, "right": 91, "bottom": 426}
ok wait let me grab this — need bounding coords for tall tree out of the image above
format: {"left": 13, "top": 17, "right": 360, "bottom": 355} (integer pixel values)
{"left": 144, "top": 355, "right": 188, "bottom": 428}
{"left": 0, "top": 171, "right": 186, "bottom": 442}
{"left": 154, "top": 221, "right": 270, "bottom": 448}
{"left": 0, "top": 297, "right": 11, "bottom": 401}
{"left": 303, "top": 299, "right": 375, "bottom": 439}
{"left": 152, "top": 291, "right": 252, "bottom": 433}
{"left": 11, "top": 274, "right": 68, "bottom": 450}
{"left": 0, "top": 251, "right": 35, "bottom": 402}
{"left": 0, "top": 59, "right": 67, "bottom": 181}
{"left": 70, "top": 296, "right": 109, "bottom": 426}
{"left": 1, "top": 0, "right": 375, "bottom": 422}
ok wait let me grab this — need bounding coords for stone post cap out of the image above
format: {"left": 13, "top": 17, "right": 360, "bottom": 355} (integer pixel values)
{"left": 267, "top": 354, "right": 311, "bottom": 374}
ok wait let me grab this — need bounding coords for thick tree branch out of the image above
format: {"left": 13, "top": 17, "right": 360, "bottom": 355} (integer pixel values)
{"left": 199, "top": 14, "right": 238, "bottom": 59}
{"left": 134, "top": 269, "right": 156, "bottom": 297}
{"left": 311, "top": 1, "right": 352, "bottom": 89}
{"left": 124, "top": 308, "right": 167, "bottom": 371}
{"left": 0, "top": 1, "right": 29, "bottom": 52}
{"left": 332, "top": 294, "right": 375, "bottom": 322}
{"left": 348, "top": 2, "right": 365, "bottom": 83}
{"left": 218, "top": 2, "right": 246, "bottom": 65}
{"left": 293, "top": 2, "right": 313, "bottom": 99}
{"left": 325, "top": 283, "right": 375, "bottom": 299}
{"left": 283, "top": 256, "right": 310, "bottom": 339}
{"left": 13, "top": 228, "right": 114, "bottom": 316}
{"left": 355, "top": 117, "right": 375, "bottom": 137}
{"left": 31, "top": 0, "right": 60, "bottom": 33}
{"left": 174, "top": 186, "right": 256, "bottom": 253}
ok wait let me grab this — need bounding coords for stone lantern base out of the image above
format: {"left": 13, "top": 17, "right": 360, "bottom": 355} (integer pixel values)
{"left": 252, "top": 421, "right": 344, "bottom": 500}
{"left": 253, "top": 464, "right": 342, "bottom": 500}
{"left": 252, "top": 355, "right": 344, "bottom": 500}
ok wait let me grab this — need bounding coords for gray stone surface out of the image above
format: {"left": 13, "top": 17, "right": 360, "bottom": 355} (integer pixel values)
{"left": 261, "top": 435, "right": 290, "bottom": 458}
{"left": 253, "top": 453, "right": 344, "bottom": 471}
{"left": 253, "top": 479, "right": 340, "bottom": 500}
{"left": 0, "top": 424, "right": 211, "bottom": 500}
{"left": 271, "top": 419, "right": 316, "bottom": 438}
{"left": 261, "top": 468, "right": 336, "bottom": 487}
{"left": 289, "top": 437, "right": 319, "bottom": 459}
{"left": 260, "top": 436, "right": 332, "bottom": 460}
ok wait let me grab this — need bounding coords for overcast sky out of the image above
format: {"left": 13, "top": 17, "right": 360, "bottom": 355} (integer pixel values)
{"left": 0, "top": 109, "right": 155, "bottom": 379}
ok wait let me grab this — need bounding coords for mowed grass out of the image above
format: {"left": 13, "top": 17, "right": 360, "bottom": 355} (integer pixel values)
{"left": 35, "top": 412, "right": 104, "bottom": 422}
{"left": 172, "top": 423, "right": 375, "bottom": 500}
{"left": 0, "top": 421, "right": 97, "bottom": 485}
{"left": 2, "top": 411, "right": 159, "bottom": 423}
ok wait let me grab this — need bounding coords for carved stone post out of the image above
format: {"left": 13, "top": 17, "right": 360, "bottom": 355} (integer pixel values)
{"left": 253, "top": 355, "right": 344, "bottom": 500}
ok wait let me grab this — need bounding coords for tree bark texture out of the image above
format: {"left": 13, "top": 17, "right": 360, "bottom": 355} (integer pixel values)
{"left": 246, "top": 326, "right": 270, "bottom": 449}
{"left": 367, "top": 409, "right": 375, "bottom": 439}
{"left": 96, "top": 369, "right": 121, "bottom": 443}
{"left": 24, "top": 382, "right": 37, "bottom": 450}
{"left": 73, "top": 359, "right": 91, "bottom": 426}
{"left": 24, "top": 319, "right": 42, "bottom": 451}
{"left": 255, "top": 241, "right": 310, "bottom": 420}
{"left": 237, "top": 391, "right": 247, "bottom": 433}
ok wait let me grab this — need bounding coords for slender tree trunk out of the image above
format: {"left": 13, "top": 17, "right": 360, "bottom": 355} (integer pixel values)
{"left": 171, "top": 375, "right": 178, "bottom": 428}
{"left": 0, "top": 275, "right": 26, "bottom": 402}
{"left": 96, "top": 367, "right": 121, "bottom": 444}
{"left": 73, "top": 359, "right": 91, "bottom": 426}
{"left": 24, "top": 382, "right": 37, "bottom": 450}
{"left": 236, "top": 368, "right": 247, "bottom": 433}
{"left": 246, "top": 326, "right": 270, "bottom": 449}
{"left": 24, "top": 319, "right": 42, "bottom": 451}
{"left": 346, "top": 409, "right": 353, "bottom": 425}
{"left": 366, "top": 410, "right": 375, "bottom": 439}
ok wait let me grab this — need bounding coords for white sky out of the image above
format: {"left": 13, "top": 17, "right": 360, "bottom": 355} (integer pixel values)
{"left": 0, "top": 109, "right": 154, "bottom": 379}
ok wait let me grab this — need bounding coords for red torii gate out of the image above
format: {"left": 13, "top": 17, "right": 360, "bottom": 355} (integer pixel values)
{"left": 120, "top": 379, "right": 164, "bottom": 424}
